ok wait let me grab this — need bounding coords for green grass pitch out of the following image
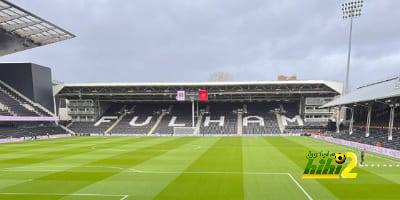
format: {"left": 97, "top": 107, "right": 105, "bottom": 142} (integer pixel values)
{"left": 0, "top": 136, "right": 399, "bottom": 199}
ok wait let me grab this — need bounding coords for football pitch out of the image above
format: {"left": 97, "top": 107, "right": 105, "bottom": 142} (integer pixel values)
{"left": 0, "top": 136, "right": 399, "bottom": 200}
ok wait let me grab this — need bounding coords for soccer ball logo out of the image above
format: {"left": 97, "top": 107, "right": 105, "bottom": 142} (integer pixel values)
{"left": 335, "top": 153, "right": 346, "bottom": 164}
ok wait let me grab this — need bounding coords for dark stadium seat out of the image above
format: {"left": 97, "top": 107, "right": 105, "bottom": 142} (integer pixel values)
{"left": 333, "top": 105, "right": 400, "bottom": 150}
{"left": 67, "top": 102, "right": 304, "bottom": 135}
{"left": 154, "top": 103, "right": 193, "bottom": 135}
{"left": 242, "top": 102, "right": 280, "bottom": 134}
{"left": 69, "top": 104, "right": 126, "bottom": 134}
{"left": 0, "top": 124, "right": 66, "bottom": 139}
{"left": 0, "top": 83, "right": 43, "bottom": 116}
{"left": 200, "top": 103, "right": 240, "bottom": 135}
{"left": 111, "top": 103, "right": 167, "bottom": 134}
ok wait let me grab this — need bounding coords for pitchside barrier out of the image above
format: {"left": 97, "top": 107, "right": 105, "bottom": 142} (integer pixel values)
{"left": 313, "top": 135, "right": 400, "bottom": 159}
{"left": 89, "top": 133, "right": 301, "bottom": 137}
{"left": 0, "top": 133, "right": 302, "bottom": 143}
{"left": 0, "top": 134, "right": 72, "bottom": 143}
{"left": 173, "top": 127, "right": 198, "bottom": 135}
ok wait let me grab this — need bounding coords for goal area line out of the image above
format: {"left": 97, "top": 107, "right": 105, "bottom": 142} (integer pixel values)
{"left": 0, "top": 192, "right": 128, "bottom": 200}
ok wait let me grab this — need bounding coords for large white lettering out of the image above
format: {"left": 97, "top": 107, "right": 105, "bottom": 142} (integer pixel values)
{"left": 281, "top": 115, "right": 304, "bottom": 126}
{"left": 129, "top": 116, "right": 152, "bottom": 126}
{"left": 168, "top": 116, "right": 186, "bottom": 127}
{"left": 243, "top": 116, "right": 264, "bottom": 126}
{"left": 204, "top": 116, "right": 225, "bottom": 127}
{"left": 94, "top": 116, "right": 118, "bottom": 127}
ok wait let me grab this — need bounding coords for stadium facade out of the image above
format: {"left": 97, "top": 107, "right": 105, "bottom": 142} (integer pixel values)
{"left": 52, "top": 80, "right": 342, "bottom": 135}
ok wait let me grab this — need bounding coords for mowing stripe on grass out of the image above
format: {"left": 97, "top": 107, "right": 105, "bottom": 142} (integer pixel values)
{"left": 0, "top": 192, "right": 128, "bottom": 200}
{"left": 301, "top": 137, "right": 400, "bottom": 185}
{"left": 0, "top": 137, "right": 157, "bottom": 173}
{"left": 287, "top": 173, "right": 313, "bottom": 200}
{"left": 0, "top": 137, "right": 147, "bottom": 168}
{"left": 2, "top": 136, "right": 399, "bottom": 199}
{"left": 0, "top": 137, "right": 103, "bottom": 155}
{"left": 271, "top": 137, "right": 400, "bottom": 199}
{"left": 0, "top": 137, "right": 158, "bottom": 190}
{"left": 0, "top": 137, "right": 198, "bottom": 199}
{"left": 241, "top": 137, "right": 318, "bottom": 200}
{"left": 0, "top": 137, "right": 101, "bottom": 153}
{"left": 70, "top": 137, "right": 220, "bottom": 200}
{"left": 154, "top": 137, "right": 244, "bottom": 200}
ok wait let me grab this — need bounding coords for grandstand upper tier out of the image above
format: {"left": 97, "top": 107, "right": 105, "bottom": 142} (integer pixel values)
{"left": 322, "top": 75, "right": 400, "bottom": 150}
{"left": 55, "top": 80, "right": 342, "bottom": 101}
{"left": 0, "top": 0, "right": 75, "bottom": 56}
{"left": 55, "top": 80, "right": 342, "bottom": 135}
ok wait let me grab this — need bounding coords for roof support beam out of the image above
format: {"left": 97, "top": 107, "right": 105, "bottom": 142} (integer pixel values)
{"left": 336, "top": 106, "right": 341, "bottom": 133}
{"left": 365, "top": 105, "right": 372, "bottom": 137}
{"left": 17, "top": 27, "right": 51, "bottom": 37}
{"left": 0, "top": 5, "right": 11, "bottom": 11}
{"left": 349, "top": 107, "right": 354, "bottom": 135}
{"left": 40, "top": 34, "right": 72, "bottom": 45}
{"left": 0, "top": 0, "right": 75, "bottom": 56}
{"left": 5, "top": 21, "right": 40, "bottom": 32}
{"left": 32, "top": 34, "right": 62, "bottom": 43}
{"left": 0, "top": 14, "right": 27, "bottom": 23}
{"left": 387, "top": 105, "right": 396, "bottom": 141}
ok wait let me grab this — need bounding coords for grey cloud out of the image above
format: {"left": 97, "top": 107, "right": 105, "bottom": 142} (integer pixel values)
{"left": 1, "top": 0, "right": 399, "bottom": 89}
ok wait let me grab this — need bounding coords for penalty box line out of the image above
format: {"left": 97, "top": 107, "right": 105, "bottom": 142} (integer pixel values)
{"left": 0, "top": 171, "right": 312, "bottom": 200}
{"left": 0, "top": 192, "right": 129, "bottom": 200}
{"left": 126, "top": 170, "right": 312, "bottom": 200}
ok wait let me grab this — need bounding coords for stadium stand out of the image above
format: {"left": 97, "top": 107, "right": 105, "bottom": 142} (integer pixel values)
{"left": 55, "top": 81, "right": 341, "bottom": 136}
{"left": 280, "top": 103, "right": 300, "bottom": 126}
{"left": 323, "top": 76, "right": 400, "bottom": 150}
{"left": 200, "top": 103, "right": 240, "bottom": 135}
{"left": 0, "top": 84, "right": 41, "bottom": 116}
{"left": 333, "top": 104, "right": 400, "bottom": 150}
{"left": 0, "top": 123, "right": 66, "bottom": 139}
{"left": 65, "top": 101, "right": 333, "bottom": 135}
{"left": 154, "top": 103, "right": 193, "bottom": 135}
{"left": 0, "top": 103, "right": 12, "bottom": 116}
{"left": 69, "top": 104, "right": 126, "bottom": 134}
{"left": 0, "top": 0, "right": 74, "bottom": 141}
{"left": 111, "top": 103, "right": 167, "bottom": 134}
{"left": 336, "top": 128, "right": 400, "bottom": 150}
{"left": 242, "top": 102, "right": 280, "bottom": 134}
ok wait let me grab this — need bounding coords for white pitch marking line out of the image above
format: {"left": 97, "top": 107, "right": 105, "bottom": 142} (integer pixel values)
{"left": 0, "top": 171, "right": 313, "bottom": 200}
{"left": 0, "top": 165, "right": 125, "bottom": 172}
{"left": 127, "top": 168, "right": 144, "bottom": 173}
{"left": 81, "top": 166, "right": 125, "bottom": 170}
{"left": 0, "top": 192, "right": 129, "bottom": 200}
{"left": 126, "top": 169, "right": 287, "bottom": 175}
{"left": 126, "top": 170, "right": 312, "bottom": 200}
{"left": 287, "top": 173, "right": 313, "bottom": 200}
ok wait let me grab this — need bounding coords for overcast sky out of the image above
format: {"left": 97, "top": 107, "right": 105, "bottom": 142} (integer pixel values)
{"left": 1, "top": 0, "right": 399, "bottom": 89}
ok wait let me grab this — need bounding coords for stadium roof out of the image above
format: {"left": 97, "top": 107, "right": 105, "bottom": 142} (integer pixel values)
{"left": 59, "top": 80, "right": 342, "bottom": 91}
{"left": 55, "top": 80, "right": 342, "bottom": 102}
{"left": 322, "top": 76, "right": 400, "bottom": 108}
{"left": 0, "top": 0, "right": 75, "bottom": 56}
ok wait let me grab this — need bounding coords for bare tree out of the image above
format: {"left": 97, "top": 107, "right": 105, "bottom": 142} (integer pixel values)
{"left": 207, "top": 72, "right": 234, "bottom": 82}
